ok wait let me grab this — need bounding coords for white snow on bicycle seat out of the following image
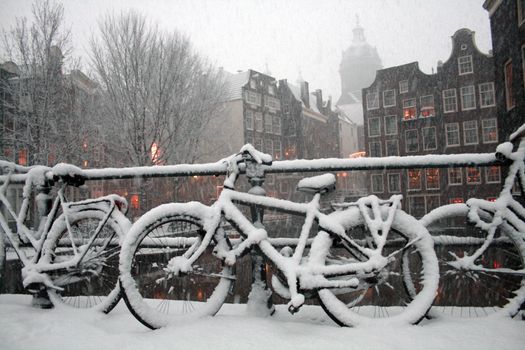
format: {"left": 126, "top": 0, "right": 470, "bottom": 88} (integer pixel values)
{"left": 297, "top": 173, "right": 336, "bottom": 194}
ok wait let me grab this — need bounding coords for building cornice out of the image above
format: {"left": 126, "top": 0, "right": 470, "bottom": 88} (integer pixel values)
{"left": 483, "top": 0, "right": 503, "bottom": 17}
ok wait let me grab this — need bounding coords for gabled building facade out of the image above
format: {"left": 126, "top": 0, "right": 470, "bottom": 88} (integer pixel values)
{"left": 363, "top": 28, "right": 500, "bottom": 218}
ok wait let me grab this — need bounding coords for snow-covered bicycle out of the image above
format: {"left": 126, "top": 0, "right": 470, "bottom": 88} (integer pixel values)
{"left": 119, "top": 145, "right": 439, "bottom": 329}
{"left": 0, "top": 161, "right": 131, "bottom": 311}
{"left": 418, "top": 138, "right": 525, "bottom": 318}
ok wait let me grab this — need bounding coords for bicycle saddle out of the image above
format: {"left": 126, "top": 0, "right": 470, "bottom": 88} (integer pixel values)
{"left": 296, "top": 173, "right": 336, "bottom": 194}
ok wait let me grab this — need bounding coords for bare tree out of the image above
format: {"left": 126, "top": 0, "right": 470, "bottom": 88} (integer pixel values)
{"left": 0, "top": 0, "right": 91, "bottom": 165}
{"left": 90, "top": 11, "right": 225, "bottom": 167}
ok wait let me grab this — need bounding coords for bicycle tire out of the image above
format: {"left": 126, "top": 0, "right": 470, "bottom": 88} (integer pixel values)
{"left": 419, "top": 204, "right": 525, "bottom": 318}
{"left": 40, "top": 208, "right": 130, "bottom": 313}
{"left": 316, "top": 206, "right": 439, "bottom": 326}
{"left": 119, "top": 202, "right": 234, "bottom": 329}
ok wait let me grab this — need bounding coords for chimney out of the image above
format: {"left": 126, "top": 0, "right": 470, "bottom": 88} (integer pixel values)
{"left": 300, "top": 81, "right": 309, "bottom": 108}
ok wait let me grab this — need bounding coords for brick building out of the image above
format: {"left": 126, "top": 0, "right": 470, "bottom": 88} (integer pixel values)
{"left": 483, "top": 0, "right": 525, "bottom": 141}
{"left": 363, "top": 28, "right": 501, "bottom": 218}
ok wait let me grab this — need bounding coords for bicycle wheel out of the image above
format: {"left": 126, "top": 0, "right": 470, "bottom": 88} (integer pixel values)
{"left": 316, "top": 206, "right": 439, "bottom": 326}
{"left": 119, "top": 203, "right": 234, "bottom": 329}
{"left": 40, "top": 208, "right": 130, "bottom": 313}
{"left": 420, "top": 204, "right": 525, "bottom": 318}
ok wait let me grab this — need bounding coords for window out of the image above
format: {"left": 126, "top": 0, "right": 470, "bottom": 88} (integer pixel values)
{"left": 408, "top": 195, "right": 425, "bottom": 218}
{"left": 385, "top": 139, "right": 399, "bottom": 156}
{"left": 442, "top": 89, "right": 457, "bottom": 113}
{"left": 485, "top": 166, "right": 501, "bottom": 183}
{"left": 448, "top": 168, "right": 462, "bottom": 185}
{"left": 264, "top": 114, "right": 273, "bottom": 133}
{"left": 254, "top": 138, "right": 263, "bottom": 151}
{"left": 388, "top": 173, "right": 401, "bottom": 193}
{"left": 445, "top": 123, "right": 460, "bottom": 147}
{"left": 482, "top": 119, "right": 498, "bottom": 143}
{"left": 274, "top": 140, "right": 282, "bottom": 160}
{"left": 255, "top": 112, "right": 263, "bottom": 131}
{"left": 420, "top": 95, "right": 435, "bottom": 117}
{"left": 368, "top": 117, "right": 381, "bottom": 137}
{"left": 245, "top": 110, "right": 254, "bottom": 130}
{"left": 405, "top": 129, "right": 418, "bottom": 152}
{"left": 422, "top": 127, "right": 437, "bottom": 150}
{"left": 264, "top": 139, "right": 273, "bottom": 155}
{"left": 265, "top": 96, "right": 280, "bottom": 110}
{"left": 450, "top": 198, "right": 464, "bottom": 204}
{"left": 426, "top": 195, "right": 441, "bottom": 212}
{"left": 268, "top": 85, "right": 275, "bottom": 95}
{"left": 399, "top": 80, "right": 409, "bottom": 93}
{"left": 273, "top": 116, "right": 281, "bottom": 135}
{"left": 425, "top": 168, "right": 440, "bottom": 190}
{"left": 130, "top": 194, "right": 140, "bottom": 210}
{"left": 246, "top": 90, "right": 261, "bottom": 105}
{"left": 371, "top": 174, "right": 384, "bottom": 193}
{"left": 504, "top": 60, "right": 515, "bottom": 110}
{"left": 463, "top": 120, "right": 478, "bottom": 145}
{"left": 467, "top": 167, "right": 481, "bottom": 184}
{"left": 407, "top": 169, "right": 422, "bottom": 190}
{"left": 479, "top": 82, "right": 495, "bottom": 107}
{"left": 460, "top": 86, "right": 476, "bottom": 110}
{"left": 458, "top": 55, "right": 473, "bottom": 75}
{"left": 366, "top": 92, "right": 379, "bottom": 110}
{"left": 383, "top": 89, "right": 396, "bottom": 107}
{"left": 18, "top": 149, "right": 27, "bottom": 166}
{"left": 369, "top": 141, "right": 382, "bottom": 157}
{"left": 403, "top": 98, "right": 417, "bottom": 120}
{"left": 250, "top": 79, "right": 256, "bottom": 89}
{"left": 519, "top": 0, "right": 525, "bottom": 26}
{"left": 384, "top": 115, "right": 397, "bottom": 135}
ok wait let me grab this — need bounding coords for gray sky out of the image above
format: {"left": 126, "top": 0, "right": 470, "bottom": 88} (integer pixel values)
{"left": 0, "top": 0, "right": 492, "bottom": 100}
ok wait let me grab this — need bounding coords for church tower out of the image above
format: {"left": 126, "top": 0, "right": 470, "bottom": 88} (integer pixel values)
{"left": 337, "top": 17, "right": 382, "bottom": 106}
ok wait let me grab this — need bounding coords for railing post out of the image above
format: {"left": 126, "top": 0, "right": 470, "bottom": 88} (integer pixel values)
{"left": 245, "top": 157, "right": 275, "bottom": 316}
{"left": 32, "top": 181, "right": 53, "bottom": 309}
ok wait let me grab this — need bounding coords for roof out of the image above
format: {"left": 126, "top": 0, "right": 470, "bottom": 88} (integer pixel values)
{"left": 337, "top": 100, "right": 363, "bottom": 125}
{"left": 221, "top": 70, "right": 250, "bottom": 101}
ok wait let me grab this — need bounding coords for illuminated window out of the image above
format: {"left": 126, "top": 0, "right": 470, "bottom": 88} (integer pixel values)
{"left": 463, "top": 120, "right": 478, "bottom": 145}
{"left": 487, "top": 197, "right": 497, "bottom": 202}
{"left": 130, "top": 194, "right": 140, "bottom": 210}
{"left": 458, "top": 55, "right": 473, "bottom": 75}
{"left": 504, "top": 60, "right": 515, "bottom": 110}
{"left": 449, "top": 198, "right": 464, "bottom": 204}
{"left": 18, "top": 149, "right": 27, "bottom": 166}
{"left": 466, "top": 167, "right": 481, "bottom": 184}
{"left": 150, "top": 142, "right": 160, "bottom": 164}
{"left": 445, "top": 123, "right": 460, "bottom": 147}
{"left": 384, "top": 115, "right": 397, "bottom": 135}
{"left": 403, "top": 98, "right": 417, "bottom": 120}
{"left": 368, "top": 117, "right": 381, "bottom": 137}
{"left": 485, "top": 166, "right": 501, "bottom": 183}
{"left": 366, "top": 92, "right": 379, "bottom": 110}
{"left": 420, "top": 95, "right": 435, "bottom": 117}
{"left": 482, "top": 119, "right": 498, "bottom": 143}
{"left": 274, "top": 140, "right": 282, "bottom": 160}
{"left": 83, "top": 160, "right": 88, "bottom": 168}
{"left": 426, "top": 168, "right": 440, "bottom": 190}
{"left": 442, "top": 89, "right": 457, "bottom": 113}
{"left": 383, "top": 89, "right": 396, "bottom": 107}
{"left": 245, "top": 110, "right": 254, "bottom": 130}
{"left": 371, "top": 174, "right": 383, "bottom": 193}
{"left": 479, "top": 82, "right": 495, "bottom": 107}
{"left": 448, "top": 168, "right": 462, "bottom": 185}
{"left": 407, "top": 169, "right": 422, "bottom": 190}
{"left": 405, "top": 129, "right": 418, "bottom": 152}
{"left": 399, "top": 80, "right": 409, "bottom": 94}
{"left": 422, "top": 127, "right": 437, "bottom": 150}
{"left": 460, "top": 86, "right": 476, "bottom": 110}
{"left": 385, "top": 139, "right": 399, "bottom": 156}
{"left": 387, "top": 173, "right": 401, "bottom": 193}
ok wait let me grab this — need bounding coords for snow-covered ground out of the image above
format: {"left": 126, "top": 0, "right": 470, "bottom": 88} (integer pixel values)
{"left": 0, "top": 294, "right": 524, "bottom": 350}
